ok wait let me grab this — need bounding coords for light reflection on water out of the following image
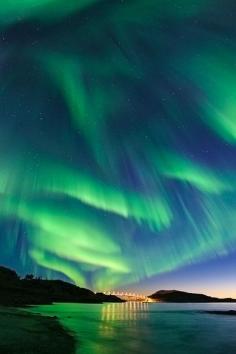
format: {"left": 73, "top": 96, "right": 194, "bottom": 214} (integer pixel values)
{"left": 28, "top": 302, "right": 236, "bottom": 354}
{"left": 99, "top": 302, "right": 148, "bottom": 343}
{"left": 101, "top": 301, "right": 149, "bottom": 321}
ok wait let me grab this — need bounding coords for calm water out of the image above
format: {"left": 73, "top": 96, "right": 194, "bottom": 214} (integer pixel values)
{"left": 28, "top": 302, "right": 236, "bottom": 354}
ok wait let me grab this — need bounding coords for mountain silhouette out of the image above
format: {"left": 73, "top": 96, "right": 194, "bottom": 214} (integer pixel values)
{"left": 149, "top": 290, "right": 236, "bottom": 303}
{"left": 0, "top": 265, "right": 123, "bottom": 306}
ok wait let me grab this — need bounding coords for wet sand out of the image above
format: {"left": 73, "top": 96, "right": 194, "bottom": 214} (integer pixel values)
{"left": 0, "top": 306, "right": 75, "bottom": 354}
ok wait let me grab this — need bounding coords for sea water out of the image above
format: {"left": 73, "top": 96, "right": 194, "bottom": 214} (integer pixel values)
{"left": 28, "top": 302, "right": 236, "bottom": 354}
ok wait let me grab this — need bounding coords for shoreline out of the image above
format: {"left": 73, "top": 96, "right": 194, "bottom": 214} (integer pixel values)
{"left": 0, "top": 306, "right": 76, "bottom": 354}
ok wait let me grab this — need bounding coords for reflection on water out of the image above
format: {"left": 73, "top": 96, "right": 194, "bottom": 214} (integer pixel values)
{"left": 99, "top": 302, "right": 148, "bottom": 341}
{"left": 101, "top": 301, "right": 148, "bottom": 321}
{"left": 28, "top": 302, "right": 236, "bottom": 354}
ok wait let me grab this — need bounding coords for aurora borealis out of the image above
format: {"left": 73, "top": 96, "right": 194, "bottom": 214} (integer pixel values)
{"left": 1, "top": 0, "right": 236, "bottom": 294}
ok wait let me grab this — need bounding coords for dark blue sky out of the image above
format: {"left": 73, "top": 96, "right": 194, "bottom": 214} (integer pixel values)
{"left": 0, "top": 1, "right": 236, "bottom": 296}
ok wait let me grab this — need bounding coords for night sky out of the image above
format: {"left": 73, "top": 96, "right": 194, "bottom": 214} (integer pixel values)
{"left": 1, "top": 0, "right": 236, "bottom": 297}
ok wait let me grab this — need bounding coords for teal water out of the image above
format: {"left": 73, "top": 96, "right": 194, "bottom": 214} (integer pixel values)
{"left": 28, "top": 302, "right": 236, "bottom": 354}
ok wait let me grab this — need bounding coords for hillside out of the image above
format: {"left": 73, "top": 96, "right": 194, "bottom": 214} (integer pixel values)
{"left": 0, "top": 265, "right": 123, "bottom": 306}
{"left": 149, "top": 290, "right": 236, "bottom": 303}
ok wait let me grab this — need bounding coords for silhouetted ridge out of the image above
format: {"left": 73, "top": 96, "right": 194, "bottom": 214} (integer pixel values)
{"left": 149, "top": 290, "right": 236, "bottom": 303}
{"left": 0, "top": 266, "right": 19, "bottom": 281}
{"left": 0, "top": 265, "right": 123, "bottom": 306}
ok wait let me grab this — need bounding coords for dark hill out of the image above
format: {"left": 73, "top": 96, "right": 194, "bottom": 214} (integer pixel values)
{"left": 0, "top": 266, "right": 19, "bottom": 281}
{"left": 0, "top": 265, "right": 123, "bottom": 306}
{"left": 149, "top": 290, "right": 236, "bottom": 303}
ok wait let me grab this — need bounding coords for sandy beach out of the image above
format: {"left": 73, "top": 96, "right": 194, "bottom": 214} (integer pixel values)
{"left": 0, "top": 307, "right": 75, "bottom": 354}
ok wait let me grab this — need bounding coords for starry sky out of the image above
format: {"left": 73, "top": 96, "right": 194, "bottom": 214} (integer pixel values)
{"left": 1, "top": 0, "right": 236, "bottom": 297}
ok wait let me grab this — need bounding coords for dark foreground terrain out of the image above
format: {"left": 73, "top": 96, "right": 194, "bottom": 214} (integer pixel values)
{"left": 0, "top": 265, "right": 124, "bottom": 354}
{"left": 0, "top": 265, "right": 122, "bottom": 306}
{"left": 0, "top": 307, "right": 75, "bottom": 354}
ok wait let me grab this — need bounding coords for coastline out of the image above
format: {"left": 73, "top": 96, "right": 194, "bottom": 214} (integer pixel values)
{"left": 0, "top": 306, "right": 76, "bottom": 354}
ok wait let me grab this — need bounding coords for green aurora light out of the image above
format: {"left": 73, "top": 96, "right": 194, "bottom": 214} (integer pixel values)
{"left": 0, "top": 0, "right": 236, "bottom": 291}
